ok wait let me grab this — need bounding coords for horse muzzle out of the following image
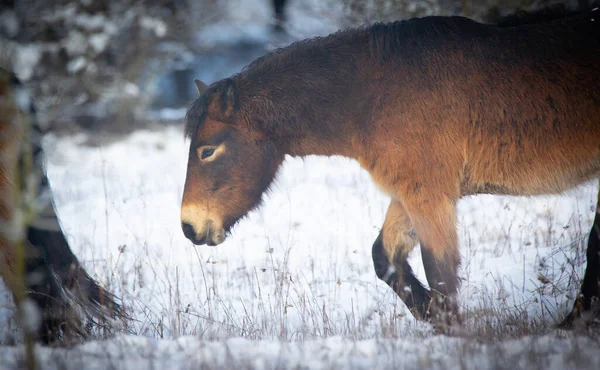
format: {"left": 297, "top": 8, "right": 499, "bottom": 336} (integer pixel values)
{"left": 181, "top": 220, "right": 226, "bottom": 246}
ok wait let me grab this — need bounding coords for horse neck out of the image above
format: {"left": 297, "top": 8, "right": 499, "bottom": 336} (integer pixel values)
{"left": 271, "top": 76, "right": 374, "bottom": 161}
{"left": 237, "top": 31, "right": 375, "bottom": 160}
{"left": 249, "top": 74, "right": 370, "bottom": 160}
{"left": 278, "top": 112, "right": 364, "bottom": 158}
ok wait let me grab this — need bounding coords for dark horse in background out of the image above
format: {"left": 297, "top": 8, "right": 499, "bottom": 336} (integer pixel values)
{"left": 181, "top": 7, "right": 600, "bottom": 330}
{"left": 0, "top": 67, "right": 120, "bottom": 343}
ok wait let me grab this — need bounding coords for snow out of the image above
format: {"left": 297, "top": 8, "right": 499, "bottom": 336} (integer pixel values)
{"left": 73, "top": 13, "right": 106, "bottom": 33}
{"left": 0, "top": 124, "right": 597, "bottom": 368}
{"left": 62, "top": 31, "right": 88, "bottom": 57}
{"left": 123, "top": 82, "right": 140, "bottom": 97}
{"left": 139, "top": 16, "right": 167, "bottom": 38}
{"left": 0, "top": 334, "right": 599, "bottom": 370}
{"left": 17, "top": 300, "right": 41, "bottom": 335}
{"left": 11, "top": 44, "right": 42, "bottom": 81}
{"left": 66, "top": 57, "right": 87, "bottom": 74}
{"left": 88, "top": 33, "right": 110, "bottom": 55}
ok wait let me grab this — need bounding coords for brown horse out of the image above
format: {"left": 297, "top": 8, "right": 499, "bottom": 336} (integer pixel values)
{"left": 181, "top": 8, "right": 600, "bottom": 329}
{"left": 0, "top": 66, "right": 121, "bottom": 343}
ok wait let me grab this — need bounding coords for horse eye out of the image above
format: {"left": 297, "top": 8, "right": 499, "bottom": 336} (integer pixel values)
{"left": 201, "top": 148, "right": 215, "bottom": 160}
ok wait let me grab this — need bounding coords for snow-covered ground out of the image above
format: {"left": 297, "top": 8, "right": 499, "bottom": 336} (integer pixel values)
{"left": 0, "top": 124, "right": 598, "bottom": 369}
{"left": 1, "top": 333, "right": 599, "bottom": 370}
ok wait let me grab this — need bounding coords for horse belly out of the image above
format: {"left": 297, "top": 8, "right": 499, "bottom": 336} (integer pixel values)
{"left": 463, "top": 130, "right": 600, "bottom": 196}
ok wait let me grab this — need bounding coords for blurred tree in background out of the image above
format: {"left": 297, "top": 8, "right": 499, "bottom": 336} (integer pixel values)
{"left": 338, "top": 0, "right": 588, "bottom": 26}
{"left": 0, "top": 0, "right": 221, "bottom": 134}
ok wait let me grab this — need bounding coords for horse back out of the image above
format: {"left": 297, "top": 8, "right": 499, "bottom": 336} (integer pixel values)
{"left": 371, "top": 10, "right": 600, "bottom": 197}
{"left": 461, "top": 11, "right": 600, "bottom": 195}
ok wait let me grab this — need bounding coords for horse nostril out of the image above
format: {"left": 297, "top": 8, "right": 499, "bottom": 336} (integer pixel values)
{"left": 182, "top": 222, "right": 196, "bottom": 240}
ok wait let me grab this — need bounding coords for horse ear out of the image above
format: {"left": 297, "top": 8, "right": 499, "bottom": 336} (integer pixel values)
{"left": 207, "top": 79, "right": 239, "bottom": 123}
{"left": 193, "top": 79, "right": 208, "bottom": 95}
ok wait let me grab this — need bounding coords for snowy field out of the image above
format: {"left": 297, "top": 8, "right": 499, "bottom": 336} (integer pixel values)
{"left": 2, "top": 0, "right": 600, "bottom": 368}
{"left": 1, "top": 333, "right": 599, "bottom": 370}
{"left": 0, "top": 124, "right": 599, "bottom": 369}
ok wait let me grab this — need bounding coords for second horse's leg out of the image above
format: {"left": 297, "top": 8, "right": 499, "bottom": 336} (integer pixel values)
{"left": 561, "top": 185, "right": 600, "bottom": 329}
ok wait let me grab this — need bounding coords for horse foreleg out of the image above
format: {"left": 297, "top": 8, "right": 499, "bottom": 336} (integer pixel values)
{"left": 372, "top": 200, "right": 431, "bottom": 318}
{"left": 402, "top": 193, "right": 461, "bottom": 331}
{"left": 561, "top": 185, "right": 600, "bottom": 329}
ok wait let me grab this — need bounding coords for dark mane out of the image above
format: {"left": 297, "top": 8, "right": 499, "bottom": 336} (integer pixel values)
{"left": 240, "top": 27, "right": 362, "bottom": 76}
{"left": 243, "top": 16, "right": 486, "bottom": 69}
{"left": 185, "top": 15, "right": 490, "bottom": 138}
{"left": 184, "top": 95, "right": 207, "bottom": 138}
{"left": 366, "top": 16, "right": 490, "bottom": 62}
